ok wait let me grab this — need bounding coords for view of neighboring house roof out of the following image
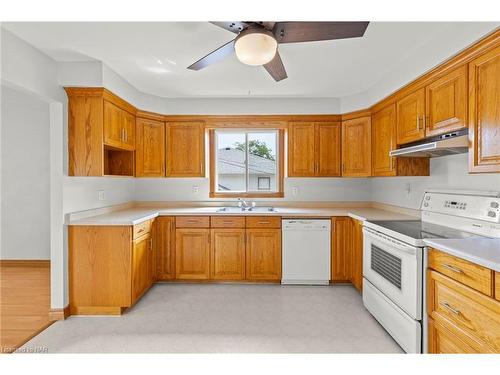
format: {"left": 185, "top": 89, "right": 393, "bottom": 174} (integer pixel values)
{"left": 217, "top": 148, "right": 276, "bottom": 175}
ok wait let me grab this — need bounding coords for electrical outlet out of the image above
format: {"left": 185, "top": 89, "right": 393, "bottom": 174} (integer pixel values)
{"left": 98, "top": 190, "right": 105, "bottom": 201}
{"left": 291, "top": 186, "right": 299, "bottom": 196}
{"left": 192, "top": 185, "right": 199, "bottom": 194}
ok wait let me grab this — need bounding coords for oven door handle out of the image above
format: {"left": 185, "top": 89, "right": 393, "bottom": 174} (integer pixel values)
{"left": 363, "top": 227, "right": 418, "bottom": 255}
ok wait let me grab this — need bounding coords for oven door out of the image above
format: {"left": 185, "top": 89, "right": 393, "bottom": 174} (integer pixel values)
{"left": 363, "top": 227, "right": 422, "bottom": 320}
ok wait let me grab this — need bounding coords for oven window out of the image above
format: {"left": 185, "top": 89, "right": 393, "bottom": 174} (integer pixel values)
{"left": 370, "top": 245, "right": 402, "bottom": 289}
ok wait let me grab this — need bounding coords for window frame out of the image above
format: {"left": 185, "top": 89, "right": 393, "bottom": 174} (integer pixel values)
{"left": 209, "top": 128, "right": 284, "bottom": 198}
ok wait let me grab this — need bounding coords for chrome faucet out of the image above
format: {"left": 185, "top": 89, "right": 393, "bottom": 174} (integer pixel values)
{"left": 237, "top": 198, "right": 256, "bottom": 211}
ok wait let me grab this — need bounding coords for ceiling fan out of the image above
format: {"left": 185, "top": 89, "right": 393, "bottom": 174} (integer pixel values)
{"left": 187, "top": 21, "right": 370, "bottom": 82}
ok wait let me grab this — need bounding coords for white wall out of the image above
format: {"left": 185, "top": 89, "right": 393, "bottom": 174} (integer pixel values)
{"left": 134, "top": 177, "right": 372, "bottom": 202}
{"left": 371, "top": 154, "right": 500, "bottom": 209}
{"left": 1, "top": 86, "right": 50, "bottom": 259}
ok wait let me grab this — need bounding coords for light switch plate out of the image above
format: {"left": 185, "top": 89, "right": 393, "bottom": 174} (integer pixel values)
{"left": 98, "top": 190, "right": 105, "bottom": 201}
{"left": 291, "top": 186, "right": 299, "bottom": 196}
{"left": 192, "top": 186, "right": 199, "bottom": 194}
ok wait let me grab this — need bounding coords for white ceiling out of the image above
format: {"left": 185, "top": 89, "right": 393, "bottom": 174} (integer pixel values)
{"left": 1, "top": 22, "right": 495, "bottom": 98}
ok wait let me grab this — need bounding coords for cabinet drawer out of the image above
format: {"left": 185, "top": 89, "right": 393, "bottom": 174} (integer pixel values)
{"left": 428, "top": 317, "right": 492, "bottom": 353}
{"left": 246, "top": 216, "right": 281, "bottom": 228}
{"left": 428, "top": 248, "right": 493, "bottom": 296}
{"left": 133, "top": 220, "right": 152, "bottom": 239}
{"left": 210, "top": 216, "right": 246, "bottom": 228}
{"left": 428, "top": 270, "right": 500, "bottom": 352}
{"left": 175, "top": 216, "right": 210, "bottom": 228}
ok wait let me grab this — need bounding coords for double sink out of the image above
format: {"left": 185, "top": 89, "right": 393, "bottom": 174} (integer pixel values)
{"left": 215, "top": 206, "right": 277, "bottom": 213}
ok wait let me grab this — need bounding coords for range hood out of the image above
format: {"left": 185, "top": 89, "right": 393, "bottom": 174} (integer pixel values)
{"left": 389, "top": 130, "right": 468, "bottom": 158}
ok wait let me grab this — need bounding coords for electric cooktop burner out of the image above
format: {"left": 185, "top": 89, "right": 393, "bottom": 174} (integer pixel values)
{"left": 368, "top": 220, "right": 481, "bottom": 240}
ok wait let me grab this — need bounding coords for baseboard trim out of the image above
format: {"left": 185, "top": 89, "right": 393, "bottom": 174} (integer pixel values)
{"left": 0, "top": 260, "right": 50, "bottom": 268}
{"left": 49, "top": 305, "right": 70, "bottom": 321}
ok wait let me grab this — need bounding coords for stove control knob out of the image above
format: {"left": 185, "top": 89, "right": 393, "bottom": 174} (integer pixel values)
{"left": 487, "top": 211, "right": 496, "bottom": 218}
{"left": 425, "top": 196, "right": 431, "bottom": 200}
{"left": 490, "top": 202, "right": 499, "bottom": 209}
{"left": 423, "top": 203, "right": 429, "bottom": 207}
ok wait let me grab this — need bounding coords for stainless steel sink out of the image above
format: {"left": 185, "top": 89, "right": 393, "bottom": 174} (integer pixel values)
{"left": 216, "top": 206, "right": 277, "bottom": 213}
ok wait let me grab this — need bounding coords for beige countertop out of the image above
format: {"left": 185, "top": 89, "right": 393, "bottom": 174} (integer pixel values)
{"left": 67, "top": 205, "right": 418, "bottom": 226}
{"left": 424, "top": 238, "right": 500, "bottom": 272}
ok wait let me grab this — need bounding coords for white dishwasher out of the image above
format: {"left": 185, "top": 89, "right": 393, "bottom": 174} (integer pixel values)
{"left": 282, "top": 219, "right": 331, "bottom": 285}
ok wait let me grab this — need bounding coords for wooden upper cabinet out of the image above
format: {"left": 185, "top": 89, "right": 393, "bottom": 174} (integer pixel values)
{"left": 316, "top": 122, "right": 341, "bottom": 176}
{"left": 425, "top": 65, "right": 467, "bottom": 137}
{"left": 288, "top": 122, "right": 316, "bottom": 177}
{"left": 397, "top": 87, "right": 426, "bottom": 145}
{"left": 136, "top": 117, "right": 165, "bottom": 177}
{"left": 103, "top": 100, "right": 135, "bottom": 151}
{"left": 246, "top": 229, "right": 281, "bottom": 281}
{"left": 288, "top": 121, "right": 341, "bottom": 177}
{"left": 210, "top": 229, "right": 246, "bottom": 280}
{"left": 175, "top": 228, "right": 210, "bottom": 279}
{"left": 372, "top": 104, "right": 430, "bottom": 177}
{"left": 468, "top": 46, "right": 500, "bottom": 173}
{"left": 342, "top": 116, "right": 371, "bottom": 177}
{"left": 166, "top": 122, "right": 205, "bottom": 177}
{"left": 372, "top": 104, "right": 397, "bottom": 176}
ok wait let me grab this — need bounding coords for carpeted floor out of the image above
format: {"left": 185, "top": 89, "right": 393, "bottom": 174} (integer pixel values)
{"left": 18, "top": 283, "right": 403, "bottom": 353}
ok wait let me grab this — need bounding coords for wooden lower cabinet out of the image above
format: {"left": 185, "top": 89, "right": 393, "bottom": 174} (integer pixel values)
{"left": 351, "top": 219, "right": 364, "bottom": 292}
{"left": 427, "top": 255, "right": 500, "bottom": 353}
{"left": 175, "top": 228, "right": 210, "bottom": 279}
{"left": 69, "top": 222, "right": 154, "bottom": 315}
{"left": 132, "top": 233, "right": 153, "bottom": 303}
{"left": 331, "top": 217, "right": 352, "bottom": 282}
{"left": 245, "top": 229, "right": 282, "bottom": 281}
{"left": 210, "top": 229, "right": 246, "bottom": 280}
{"left": 154, "top": 217, "right": 176, "bottom": 280}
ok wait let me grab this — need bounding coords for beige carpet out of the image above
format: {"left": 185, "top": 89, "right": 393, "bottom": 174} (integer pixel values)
{"left": 18, "top": 283, "right": 403, "bottom": 353}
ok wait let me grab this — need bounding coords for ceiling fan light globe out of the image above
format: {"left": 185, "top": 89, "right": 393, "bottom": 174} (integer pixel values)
{"left": 234, "top": 30, "right": 278, "bottom": 66}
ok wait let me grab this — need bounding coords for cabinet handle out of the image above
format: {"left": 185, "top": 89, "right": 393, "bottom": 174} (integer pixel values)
{"left": 440, "top": 301, "right": 461, "bottom": 316}
{"left": 441, "top": 263, "right": 464, "bottom": 274}
{"left": 258, "top": 221, "right": 270, "bottom": 224}
{"left": 419, "top": 116, "right": 424, "bottom": 131}
{"left": 124, "top": 129, "right": 128, "bottom": 142}
{"left": 137, "top": 228, "right": 145, "bottom": 233}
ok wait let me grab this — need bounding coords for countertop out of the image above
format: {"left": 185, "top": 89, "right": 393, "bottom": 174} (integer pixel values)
{"left": 424, "top": 238, "right": 500, "bottom": 272}
{"left": 67, "top": 206, "right": 418, "bottom": 226}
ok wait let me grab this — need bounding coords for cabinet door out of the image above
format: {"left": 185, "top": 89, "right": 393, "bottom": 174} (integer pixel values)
{"left": 246, "top": 229, "right": 281, "bottom": 280}
{"left": 103, "top": 100, "right": 124, "bottom": 148}
{"left": 122, "top": 110, "right": 136, "bottom": 150}
{"left": 316, "top": 122, "right": 341, "bottom": 176}
{"left": 136, "top": 117, "right": 165, "bottom": 177}
{"left": 331, "top": 217, "right": 352, "bottom": 282}
{"left": 396, "top": 88, "right": 425, "bottom": 144}
{"left": 154, "top": 217, "right": 176, "bottom": 280}
{"left": 468, "top": 46, "right": 500, "bottom": 173}
{"left": 132, "top": 234, "right": 152, "bottom": 303}
{"left": 351, "top": 219, "right": 363, "bottom": 292}
{"left": 372, "top": 104, "right": 397, "bottom": 176}
{"left": 166, "top": 122, "right": 205, "bottom": 177}
{"left": 175, "top": 229, "right": 210, "bottom": 279}
{"left": 425, "top": 65, "right": 467, "bottom": 137}
{"left": 288, "top": 122, "right": 316, "bottom": 177}
{"left": 342, "top": 116, "right": 372, "bottom": 177}
{"left": 210, "top": 229, "right": 245, "bottom": 280}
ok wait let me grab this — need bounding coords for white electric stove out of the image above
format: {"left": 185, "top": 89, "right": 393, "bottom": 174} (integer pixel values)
{"left": 362, "top": 190, "right": 500, "bottom": 353}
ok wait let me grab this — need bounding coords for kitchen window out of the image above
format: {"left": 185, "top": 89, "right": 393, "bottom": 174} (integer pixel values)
{"left": 209, "top": 129, "right": 284, "bottom": 198}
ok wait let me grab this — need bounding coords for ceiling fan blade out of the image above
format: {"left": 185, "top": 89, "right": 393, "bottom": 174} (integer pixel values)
{"left": 187, "top": 39, "right": 235, "bottom": 70}
{"left": 273, "top": 21, "right": 369, "bottom": 43}
{"left": 263, "top": 51, "right": 287, "bottom": 82}
{"left": 210, "top": 21, "right": 249, "bottom": 34}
